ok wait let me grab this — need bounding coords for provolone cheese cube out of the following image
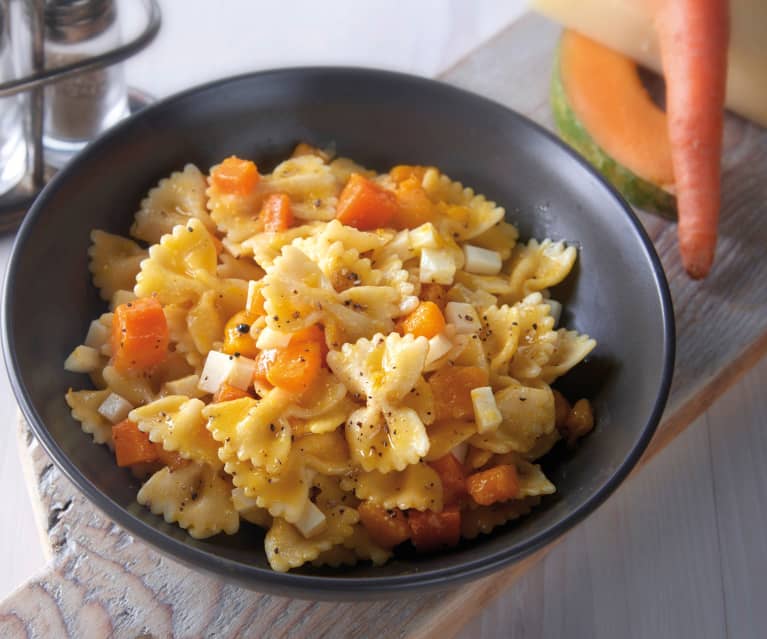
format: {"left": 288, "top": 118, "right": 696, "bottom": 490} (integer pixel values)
{"left": 198, "top": 351, "right": 236, "bottom": 394}
{"left": 410, "top": 222, "right": 440, "bottom": 250}
{"left": 471, "top": 386, "right": 503, "bottom": 434}
{"left": 84, "top": 319, "right": 110, "bottom": 349}
{"left": 97, "top": 392, "right": 134, "bottom": 424}
{"left": 228, "top": 355, "right": 258, "bottom": 390}
{"left": 294, "top": 501, "right": 327, "bottom": 538}
{"left": 420, "top": 248, "right": 456, "bottom": 285}
{"left": 463, "top": 244, "right": 502, "bottom": 275}
{"left": 445, "top": 302, "right": 482, "bottom": 334}
{"left": 256, "top": 326, "right": 292, "bottom": 350}
{"left": 64, "top": 345, "right": 102, "bottom": 373}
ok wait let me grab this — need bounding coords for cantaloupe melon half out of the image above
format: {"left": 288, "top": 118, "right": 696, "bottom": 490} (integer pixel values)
{"left": 551, "top": 30, "right": 676, "bottom": 218}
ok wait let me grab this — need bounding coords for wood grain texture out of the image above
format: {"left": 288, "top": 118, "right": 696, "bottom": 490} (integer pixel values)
{"left": 2, "top": 11, "right": 767, "bottom": 639}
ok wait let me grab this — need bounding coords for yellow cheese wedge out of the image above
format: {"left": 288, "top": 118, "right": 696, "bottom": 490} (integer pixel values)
{"left": 532, "top": 0, "right": 767, "bottom": 127}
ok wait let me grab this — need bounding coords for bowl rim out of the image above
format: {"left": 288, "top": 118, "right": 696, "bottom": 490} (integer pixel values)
{"left": 2, "top": 66, "right": 675, "bottom": 597}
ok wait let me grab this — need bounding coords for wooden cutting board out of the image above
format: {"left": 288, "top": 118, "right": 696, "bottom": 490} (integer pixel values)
{"left": 2, "top": 12, "right": 766, "bottom": 639}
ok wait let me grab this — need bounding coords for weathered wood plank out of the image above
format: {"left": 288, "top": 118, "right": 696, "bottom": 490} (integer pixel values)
{"left": 3, "top": 11, "right": 767, "bottom": 639}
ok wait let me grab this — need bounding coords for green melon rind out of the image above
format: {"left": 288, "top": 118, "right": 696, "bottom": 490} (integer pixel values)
{"left": 550, "top": 44, "right": 677, "bottom": 220}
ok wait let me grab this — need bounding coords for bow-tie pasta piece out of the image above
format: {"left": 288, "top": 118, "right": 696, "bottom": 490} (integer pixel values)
{"left": 232, "top": 488, "right": 274, "bottom": 528}
{"left": 163, "top": 304, "right": 204, "bottom": 370}
{"left": 424, "top": 419, "right": 477, "bottom": 462}
{"left": 540, "top": 329, "right": 597, "bottom": 384}
{"left": 88, "top": 231, "right": 147, "bottom": 301}
{"left": 471, "top": 382, "right": 556, "bottom": 455}
{"left": 241, "top": 222, "right": 322, "bottom": 268}
{"left": 341, "top": 525, "right": 392, "bottom": 565}
{"left": 295, "top": 430, "right": 352, "bottom": 476}
{"left": 447, "top": 282, "right": 500, "bottom": 312}
{"left": 264, "top": 475, "right": 359, "bottom": 572}
{"left": 262, "top": 155, "right": 342, "bottom": 222}
{"left": 130, "top": 396, "right": 221, "bottom": 468}
{"left": 461, "top": 497, "right": 539, "bottom": 540}
{"left": 225, "top": 449, "right": 311, "bottom": 524}
{"left": 137, "top": 462, "right": 239, "bottom": 539}
{"left": 507, "top": 293, "right": 559, "bottom": 381}
{"left": 421, "top": 167, "right": 505, "bottom": 241}
{"left": 479, "top": 305, "right": 521, "bottom": 381}
{"left": 342, "top": 463, "right": 443, "bottom": 513}
{"left": 65, "top": 388, "right": 114, "bottom": 445}
{"left": 187, "top": 281, "right": 248, "bottom": 358}
{"left": 507, "top": 239, "right": 577, "bottom": 302}
{"left": 102, "top": 364, "right": 155, "bottom": 406}
{"left": 469, "top": 221, "right": 520, "bottom": 261}
{"left": 134, "top": 219, "right": 218, "bottom": 306}
{"left": 131, "top": 164, "right": 214, "bottom": 244}
{"left": 203, "top": 391, "right": 292, "bottom": 473}
{"left": 216, "top": 253, "right": 265, "bottom": 282}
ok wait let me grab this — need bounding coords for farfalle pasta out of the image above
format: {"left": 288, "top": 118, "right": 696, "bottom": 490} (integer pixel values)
{"left": 65, "top": 144, "right": 597, "bottom": 572}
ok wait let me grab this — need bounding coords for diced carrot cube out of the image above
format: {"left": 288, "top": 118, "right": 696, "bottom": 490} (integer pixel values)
{"left": 429, "top": 366, "right": 489, "bottom": 421}
{"left": 391, "top": 177, "right": 435, "bottom": 229}
{"left": 111, "top": 297, "right": 169, "bottom": 373}
{"left": 408, "top": 506, "right": 461, "bottom": 552}
{"left": 213, "top": 382, "right": 253, "bottom": 403}
{"left": 336, "top": 174, "right": 401, "bottom": 230}
{"left": 261, "top": 193, "right": 294, "bottom": 232}
{"left": 429, "top": 454, "right": 467, "bottom": 505}
{"left": 397, "top": 301, "right": 446, "bottom": 339}
{"left": 266, "top": 340, "right": 322, "bottom": 393}
{"left": 112, "top": 419, "right": 158, "bottom": 467}
{"left": 466, "top": 464, "right": 520, "bottom": 506}
{"left": 210, "top": 156, "right": 259, "bottom": 196}
{"left": 358, "top": 503, "right": 411, "bottom": 548}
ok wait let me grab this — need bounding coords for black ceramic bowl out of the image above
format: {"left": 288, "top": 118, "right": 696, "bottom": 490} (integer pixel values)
{"left": 2, "top": 68, "right": 674, "bottom": 599}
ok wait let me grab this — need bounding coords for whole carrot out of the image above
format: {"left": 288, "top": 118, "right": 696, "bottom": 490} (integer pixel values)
{"left": 650, "top": 0, "right": 729, "bottom": 279}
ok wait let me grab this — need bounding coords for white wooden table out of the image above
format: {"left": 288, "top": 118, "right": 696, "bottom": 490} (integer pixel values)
{"left": 2, "top": 2, "right": 765, "bottom": 637}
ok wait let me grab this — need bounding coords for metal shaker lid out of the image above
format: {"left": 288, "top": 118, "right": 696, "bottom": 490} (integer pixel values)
{"left": 44, "top": 0, "right": 115, "bottom": 43}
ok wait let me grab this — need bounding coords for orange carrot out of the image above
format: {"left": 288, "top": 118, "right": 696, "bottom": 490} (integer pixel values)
{"left": 429, "top": 366, "right": 490, "bottom": 421}
{"left": 466, "top": 465, "right": 520, "bottom": 506}
{"left": 210, "top": 156, "right": 260, "bottom": 196}
{"left": 428, "top": 454, "right": 467, "bottom": 505}
{"left": 222, "top": 310, "right": 260, "bottom": 359}
{"left": 391, "top": 177, "right": 435, "bottom": 229}
{"left": 397, "top": 301, "right": 446, "bottom": 339}
{"left": 112, "top": 419, "right": 158, "bottom": 467}
{"left": 264, "top": 340, "right": 322, "bottom": 393}
{"left": 408, "top": 506, "right": 461, "bottom": 551}
{"left": 213, "top": 382, "right": 253, "bottom": 403}
{"left": 111, "top": 297, "right": 169, "bottom": 373}
{"left": 650, "top": 0, "right": 729, "bottom": 278}
{"left": 358, "top": 503, "right": 411, "bottom": 548}
{"left": 336, "top": 173, "right": 401, "bottom": 230}
{"left": 261, "top": 193, "right": 294, "bottom": 232}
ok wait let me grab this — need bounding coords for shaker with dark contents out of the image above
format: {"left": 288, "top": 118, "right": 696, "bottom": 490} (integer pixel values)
{"left": 42, "top": 0, "right": 129, "bottom": 167}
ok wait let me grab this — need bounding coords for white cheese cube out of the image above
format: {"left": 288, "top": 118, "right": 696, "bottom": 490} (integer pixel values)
{"left": 445, "top": 302, "right": 482, "bottom": 334}
{"left": 450, "top": 442, "right": 468, "bottom": 464}
{"left": 162, "top": 374, "right": 205, "bottom": 398}
{"left": 64, "top": 345, "right": 102, "bottom": 373}
{"left": 419, "top": 248, "right": 456, "bottom": 285}
{"left": 463, "top": 244, "right": 503, "bottom": 275}
{"left": 547, "top": 299, "right": 562, "bottom": 327}
{"left": 410, "top": 222, "right": 440, "bottom": 250}
{"left": 425, "top": 332, "right": 454, "bottom": 367}
{"left": 471, "top": 386, "right": 503, "bottom": 434}
{"left": 84, "top": 319, "right": 110, "bottom": 349}
{"left": 256, "top": 326, "right": 292, "bottom": 350}
{"left": 97, "top": 392, "right": 134, "bottom": 424}
{"left": 294, "top": 501, "right": 327, "bottom": 538}
{"left": 198, "top": 351, "right": 236, "bottom": 393}
{"left": 228, "top": 355, "right": 258, "bottom": 390}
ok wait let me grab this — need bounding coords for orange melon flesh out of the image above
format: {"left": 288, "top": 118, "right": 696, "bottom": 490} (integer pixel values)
{"left": 559, "top": 30, "right": 674, "bottom": 187}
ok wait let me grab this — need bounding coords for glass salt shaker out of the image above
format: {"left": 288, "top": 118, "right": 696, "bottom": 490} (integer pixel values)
{"left": 41, "top": 0, "right": 129, "bottom": 168}
{"left": 0, "top": 0, "right": 28, "bottom": 195}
